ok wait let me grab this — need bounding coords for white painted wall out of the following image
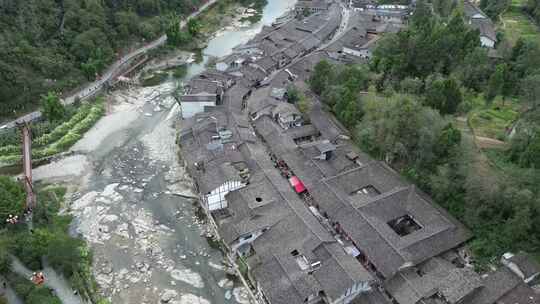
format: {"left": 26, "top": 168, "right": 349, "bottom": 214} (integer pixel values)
{"left": 343, "top": 47, "right": 371, "bottom": 59}
{"left": 331, "top": 282, "right": 372, "bottom": 304}
{"left": 480, "top": 36, "right": 495, "bottom": 48}
{"left": 231, "top": 228, "right": 268, "bottom": 254}
{"left": 181, "top": 101, "right": 216, "bottom": 118}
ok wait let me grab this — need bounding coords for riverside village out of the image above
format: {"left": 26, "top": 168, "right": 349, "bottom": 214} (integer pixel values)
{"left": 1, "top": 0, "right": 540, "bottom": 303}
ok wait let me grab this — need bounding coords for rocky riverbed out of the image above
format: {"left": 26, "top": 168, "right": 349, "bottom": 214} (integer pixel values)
{"left": 26, "top": 1, "right": 296, "bottom": 302}
{"left": 31, "top": 82, "right": 251, "bottom": 304}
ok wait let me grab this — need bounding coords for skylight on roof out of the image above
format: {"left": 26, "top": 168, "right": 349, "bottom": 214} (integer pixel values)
{"left": 353, "top": 185, "right": 380, "bottom": 198}
{"left": 388, "top": 214, "right": 422, "bottom": 237}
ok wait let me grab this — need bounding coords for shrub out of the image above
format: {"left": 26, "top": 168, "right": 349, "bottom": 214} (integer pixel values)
{"left": 1, "top": 101, "right": 104, "bottom": 163}
{"left": 0, "top": 176, "right": 25, "bottom": 227}
{"left": 0, "top": 155, "right": 21, "bottom": 165}
{"left": 0, "top": 145, "right": 20, "bottom": 155}
{"left": 9, "top": 272, "right": 61, "bottom": 304}
{"left": 53, "top": 132, "right": 82, "bottom": 151}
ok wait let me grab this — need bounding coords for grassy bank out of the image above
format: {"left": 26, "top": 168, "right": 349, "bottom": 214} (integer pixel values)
{"left": 501, "top": 0, "right": 540, "bottom": 45}
{"left": 195, "top": 0, "right": 268, "bottom": 37}
{"left": 0, "top": 100, "right": 105, "bottom": 167}
{"left": 0, "top": 182, "right": 104, "bottom": 303}
{"left": 468, "top": 97, "right": 520, "bottom": 140}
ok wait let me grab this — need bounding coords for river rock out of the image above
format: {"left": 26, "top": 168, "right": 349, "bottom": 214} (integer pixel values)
{"left": 136, "top": 261, "right": 150, "bottom": 273}
{"left": 233, "top": 287, "right": 251, "bottom": 304}
{"left": 161, "top": 289, "right": 178, "bottom": 303}
{"left": 101, "top": 265, "right": 113, "bottom": 274}
{"left": 218, "top": 278, "right": 234, "bottom": 289}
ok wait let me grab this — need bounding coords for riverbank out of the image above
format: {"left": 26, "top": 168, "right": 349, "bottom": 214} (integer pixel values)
{"left": 0, "top": 181, "right": 103, "bottom": 304}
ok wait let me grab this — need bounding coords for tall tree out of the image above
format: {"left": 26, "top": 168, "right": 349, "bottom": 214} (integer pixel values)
{"left": 486, "top": 64, "right": 505, "bottom": 103}
{"left": 41, "top": 92, "right": 65, "bottom": 122}
{"left": 425, "top": 76, "right": 463, "bottom": 114}
{"left": 309, "top": 60, "right": 334, "bottom": 95}
{"left": 187, "top": 18, "right": 201, "bottom": 36}
{"left": 521, "top": 73, "right": 540, "bottom": 109}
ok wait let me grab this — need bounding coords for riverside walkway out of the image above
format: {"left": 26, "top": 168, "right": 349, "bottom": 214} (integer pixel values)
{"left": 1, "top": 0, "right": 218, "bottom": 129}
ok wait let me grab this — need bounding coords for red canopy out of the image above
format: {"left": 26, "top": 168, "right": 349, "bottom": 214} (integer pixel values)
{"left": 289, "top": 176, "right": 306, "bottom": 193}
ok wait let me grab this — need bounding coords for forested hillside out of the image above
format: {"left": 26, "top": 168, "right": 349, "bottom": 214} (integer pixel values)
{"left": 0, "top": 0, "right": 202, "bottom": 118}
{"left": 526, "top": 0, "right": 540, "bottom": 23}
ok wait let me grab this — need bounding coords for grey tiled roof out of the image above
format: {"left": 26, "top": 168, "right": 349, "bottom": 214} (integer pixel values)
{"left": 385, "top": 257, "right": 482, "bottom": 304}
{"left": 470, "top": 18, "right": 496, "bottom": 41}
{"left": 249, "top": 212, "right": 374, "bottom": 303}
{"left": 295, "top": 0, "right": 329, "bottom": 10}
{"left": 463, "top": 0, "right": 487, "bottom": 19}
{"left": 508, "top": 252, "right": 540, "bottom": 280}
{"left": 465, "top": 267, "right": 525, "bottom": 304}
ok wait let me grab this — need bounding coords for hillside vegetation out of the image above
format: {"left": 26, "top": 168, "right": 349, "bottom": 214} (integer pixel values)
{"left": 526, "top": 0, "right": 540, "bottom": 23}
{"left": 0, "top": 0, "right": 203, "bottom": 119}
{"left": 309, "top": 0, "right": 540, "bottom": 267}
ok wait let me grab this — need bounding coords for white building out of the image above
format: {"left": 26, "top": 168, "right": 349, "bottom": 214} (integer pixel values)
{"left": 463, "top": 0, "right": 497, "bottom": 48}
{"left": 178, "top": 79, "right": 224, "bottom": 118}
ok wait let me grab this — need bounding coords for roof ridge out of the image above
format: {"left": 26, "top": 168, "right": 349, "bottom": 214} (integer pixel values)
{"left": 321, "top": 242, "right": 374, "bottom": 284}
{"left": 358, "top": 185, "right": 411, "bottom": 209}
{"left": 320, "top": 161, "right": 373, "bottom": 182}
{"left": 270, "top": 253, "right": 308, "bottom": 301}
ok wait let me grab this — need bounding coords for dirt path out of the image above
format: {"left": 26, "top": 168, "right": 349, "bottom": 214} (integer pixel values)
{"left": 10, "top": 256, "right": 85, "bottom": 304}
{"left": 0, "top": 275, "right": 24, "bottom": 304}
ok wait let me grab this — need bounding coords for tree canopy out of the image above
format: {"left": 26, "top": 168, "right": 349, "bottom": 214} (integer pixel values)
{"left": 0, "top": 0, "right": 203, "bottom": 118}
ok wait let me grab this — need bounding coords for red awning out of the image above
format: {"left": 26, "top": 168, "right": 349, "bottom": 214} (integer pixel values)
{"left": 289, "top": 176, "right": 306, "bottom": 193}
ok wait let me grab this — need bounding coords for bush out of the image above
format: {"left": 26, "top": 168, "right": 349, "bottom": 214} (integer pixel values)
{"left": 33, "top": 104, "right": 92, "bottom": 147}
{"left": 0, "top": 176, "right": 25, "bottom": 227}
{"left": 9, "top": 272, "right": 61, "bottom": 304}
{"left": 0, "top": 154, "right": 21, "bottom": 165}
{"left": 0, "top": 145, "right": 20, "bottom": 155}
{"left": 41, "top": 92, "right": 65, "bottom": 123}
{"left": 53, "top": 132, "right": 82, "bottom": 151}
{"left": 0, "top": 102, "right": 104, "bottom": 163}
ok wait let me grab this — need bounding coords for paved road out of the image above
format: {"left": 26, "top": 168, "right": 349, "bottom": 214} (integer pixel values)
{"left": 1, "top": 0, "right": 218, "bottom": 130}
{"left": 268, "top": 0, "right": 349, "bottom": 82}
{"left": 10, "top": 256, "right": 84, "bottom": 304}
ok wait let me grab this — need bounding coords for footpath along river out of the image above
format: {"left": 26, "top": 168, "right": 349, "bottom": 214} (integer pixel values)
{"left": 30, "top": 1, "right": 295, "bottom": 303}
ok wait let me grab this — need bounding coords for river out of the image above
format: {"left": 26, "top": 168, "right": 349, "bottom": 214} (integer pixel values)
{"left": 29, "top": 1, "right": 295, "bottom": 303}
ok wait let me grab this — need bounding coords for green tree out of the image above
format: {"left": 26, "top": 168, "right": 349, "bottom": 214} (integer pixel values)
{"left": 47, "top": 234, "right": 85, "bottom": 278}
{"left": 521, "top": 73, "right": 540, "bottom": 109}
{"left": 399, "top": 77, "right": 423, "bottom": 95}
{"left": 187, "top": 18, "right": 201, "bottom": 36}
{"left": 480, "top": 0, "right": 511, "bottom": 18}
{"left": 334, "top": 89, "right": 361, "bottom": 128}
{"left": 435, "top": 123, "right": 462, "bottom": 159}
{"left": 297, "top": 95, "right": 310, "bottom": 115}
{"left": 0, "top": 176, "right": 26, "bottom": 229}
{"left": 321, "top": 85, "right": 346, "bottom": 108}
{"left": 509, "top": 119, "right": 540, "bottom": 168}
{"left": 309, "top": 60, "right": 334, "bottom": 95}
{"left": 457, "top": 47, "right": 492, "bottom": 92}
{"left": 412, "top": 0, "right": 433, "bottom": 28}
{"left": 286, "top": 85, "right": 301, "bottom": 104}
{"left": 425, "top": 76, "right": 462, "bottom": 114}
{"left": 41, "top": 92, "right": 65, "bottom": 122}
{"left": 355, "top": 94, "right": 445, "bottom": 167}
{"left": 486, "top": 64, "right": 505, "bottom": 103}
